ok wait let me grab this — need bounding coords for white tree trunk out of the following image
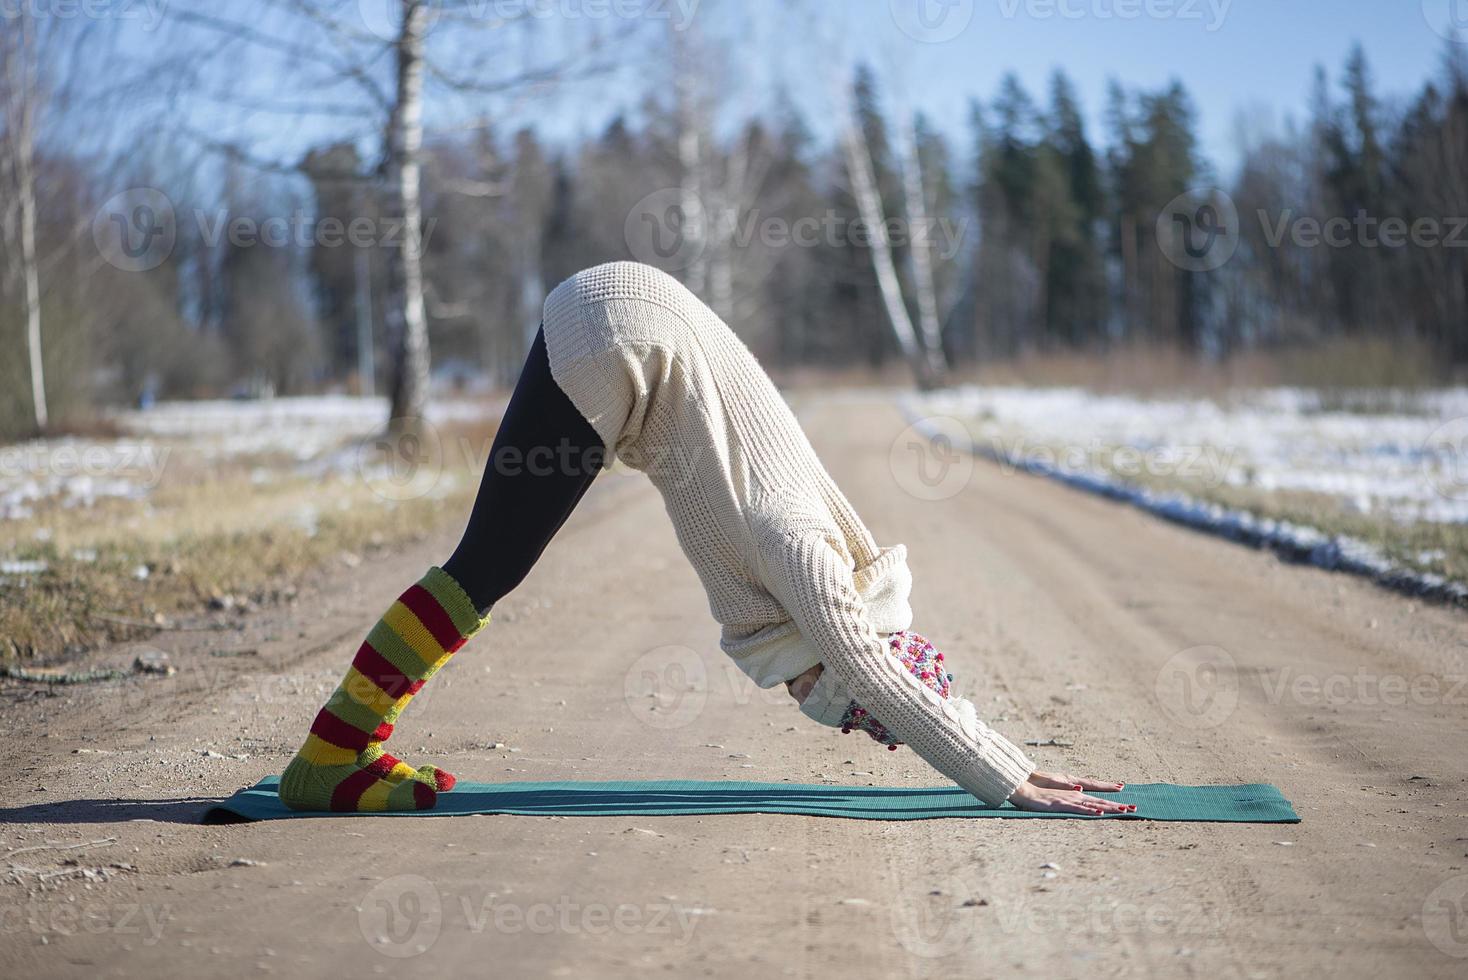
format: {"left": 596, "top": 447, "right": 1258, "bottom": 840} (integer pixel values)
{"left": 386, "top": 0, "right": 430, "bottom": 426}
{"left": 19, "top": 128, "right": 44, "bottom": 431}
{"left": 841, "top": 120, "right": 934, "bottom": 388}
{"left": 4, "top": 13, "right": 47, "bottom": 431}
{"left": 673, "top": 28, "right": 707, "bottom": 298}
{"left": 899, "top": 113, "right": 946, "bottom": 381}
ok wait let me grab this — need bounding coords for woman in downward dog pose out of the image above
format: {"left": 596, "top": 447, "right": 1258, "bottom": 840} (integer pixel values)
{"left": 279, "top": 261, "right": 1134, "bottom": 815}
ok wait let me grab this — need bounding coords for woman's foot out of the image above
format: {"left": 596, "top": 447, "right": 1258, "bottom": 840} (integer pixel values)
{"left": 785, "top": 664, "right": 824, "bottom": 704}
{"left": 274, "top": 567, "right": 489, "bottom": 810}
{"left": 280, "top": 743, "right": 437, "bottom": 812}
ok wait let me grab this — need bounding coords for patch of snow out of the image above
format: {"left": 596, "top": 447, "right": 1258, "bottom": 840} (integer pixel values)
{"left": 919, "top": 386, "right": 1468, "bottom": 525}
{"left": 0, "top": 559, "right": 48, "bottom": 574}
{"left": 0, "top": 395, "right": 502, "bottom": 521}
{"left": 903, "top": 388, "right": 1468, "bottom": 605}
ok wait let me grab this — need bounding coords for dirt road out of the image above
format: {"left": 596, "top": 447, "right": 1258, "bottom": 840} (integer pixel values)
{"left": 3, "top": 393, "right": 1466, "bottom": 979}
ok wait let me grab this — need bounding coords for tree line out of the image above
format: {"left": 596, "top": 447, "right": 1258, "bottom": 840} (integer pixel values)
{"left": 1, "top": 7, "right": 1465, "bottom": 442}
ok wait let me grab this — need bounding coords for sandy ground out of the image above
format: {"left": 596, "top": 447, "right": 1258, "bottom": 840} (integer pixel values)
{"left": 2, "top": 393, "right": 1466, "bottom": 979}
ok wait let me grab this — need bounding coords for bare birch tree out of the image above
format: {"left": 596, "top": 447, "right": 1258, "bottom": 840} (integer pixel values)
{"left": 899, "top": 112, "right": 946, "bottom": 373}
{"left": 168, "top": 0, "right": 626, "bottom": 428}
{"left": 0, "top": 11, "right": 47, "bottom": 432}
{"left": 841, "top": 106, "right": 945, "bottom": 389}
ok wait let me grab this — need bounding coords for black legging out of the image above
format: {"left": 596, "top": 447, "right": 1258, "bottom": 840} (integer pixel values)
{"left": 441, "top": 327, "right": 605, "bottom": 613}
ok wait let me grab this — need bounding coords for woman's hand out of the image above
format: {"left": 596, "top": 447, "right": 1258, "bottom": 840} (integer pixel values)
{"left": 1008, "top": 775, "right": 1135, "bottom": 815}
{"left": 1027, "top": 770, "right": 1125, "bottom": 793}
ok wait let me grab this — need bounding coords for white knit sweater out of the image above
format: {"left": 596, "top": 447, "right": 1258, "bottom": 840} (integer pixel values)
{"left": 542, "top": 262, "right": 1035, "bottom": 806}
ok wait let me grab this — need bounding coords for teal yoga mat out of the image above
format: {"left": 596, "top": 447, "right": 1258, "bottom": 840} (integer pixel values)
{"left": 203, "top": 777, "right": 1299, "bottom": 824}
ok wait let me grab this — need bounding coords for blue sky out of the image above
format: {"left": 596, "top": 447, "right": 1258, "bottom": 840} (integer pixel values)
{"left": 715, "top": 0, "right": 1450, "bottom": 179}
{"left": 162, "top": 0, "right": 1452, "bottom": 187}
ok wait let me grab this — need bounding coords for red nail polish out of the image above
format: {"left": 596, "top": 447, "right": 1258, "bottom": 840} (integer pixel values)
{"left": 1074, "top": 785, "right": 1083, "bottom": 791}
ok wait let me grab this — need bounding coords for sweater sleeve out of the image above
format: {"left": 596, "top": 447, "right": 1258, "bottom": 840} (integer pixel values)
{"left": 760, "top": 529, "right": 1035, "bottom": 807}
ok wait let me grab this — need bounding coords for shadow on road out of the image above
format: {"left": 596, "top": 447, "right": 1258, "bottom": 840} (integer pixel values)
{"left": 0, "top": 796, "right": 223, "bottom": 825}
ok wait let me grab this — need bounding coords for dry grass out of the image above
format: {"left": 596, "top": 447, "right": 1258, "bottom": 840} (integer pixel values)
{"left": 772, "top": 337, "right": 1457, "bottom": 401}
{"left": 947, "top": 337, "right": 1452, "bottom": 399}
{"left": 0, "top": 418, "right": 495, "bottom": 665}
{"left": 1134, "top": 479, "right": 1468, "bottom": 588}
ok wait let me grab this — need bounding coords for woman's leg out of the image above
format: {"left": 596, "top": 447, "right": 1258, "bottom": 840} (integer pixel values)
{"left": 442, "top": 326, "right": 606, "bottom": 612}
{"left": 280, "top": 327, "right": 604, "bottom": 812}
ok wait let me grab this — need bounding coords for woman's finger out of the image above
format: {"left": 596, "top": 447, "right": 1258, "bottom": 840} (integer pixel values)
{"left": 1055, "top": 800, "right": 1101, "bottom": 814}
{"left": 1076, "top": 777, "right": 1125, "bottom": 791}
